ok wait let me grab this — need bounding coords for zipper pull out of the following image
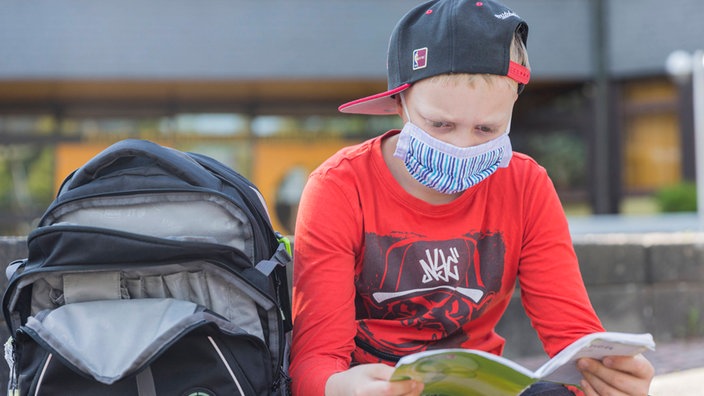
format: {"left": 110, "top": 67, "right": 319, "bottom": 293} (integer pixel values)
{"left": 5, "top": 336, "right": 19, "bottom": 394}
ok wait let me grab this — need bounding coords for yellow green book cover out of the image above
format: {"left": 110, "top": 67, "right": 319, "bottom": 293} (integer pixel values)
{"left": 390, "top": 332, "right": 655, "bottom": 396}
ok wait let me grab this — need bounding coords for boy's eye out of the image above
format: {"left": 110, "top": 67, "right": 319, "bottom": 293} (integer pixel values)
{"left": 476, "top": 126, "right": 495, "bottom": 134}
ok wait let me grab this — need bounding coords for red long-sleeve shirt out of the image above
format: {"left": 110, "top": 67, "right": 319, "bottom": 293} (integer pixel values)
{"left": 290, "top": 130, "right": 603, "bottom": 395}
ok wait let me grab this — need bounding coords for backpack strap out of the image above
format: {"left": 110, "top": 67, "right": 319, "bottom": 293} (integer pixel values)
{"left": 135, "top": 366, "right": 157, "bottom": 396}
{"left": 253, "top": 235, "right": 294, "bottom": 333}
{"left": 254, "top": 241, "right": 291, "bottom": 277}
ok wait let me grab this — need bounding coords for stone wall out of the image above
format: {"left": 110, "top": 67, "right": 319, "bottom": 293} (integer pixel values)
{"left": 498, "top": 233, "right": 704, "bottom": 360}
{"left": 0, "top": 233, "right": 702, "bottom": 386}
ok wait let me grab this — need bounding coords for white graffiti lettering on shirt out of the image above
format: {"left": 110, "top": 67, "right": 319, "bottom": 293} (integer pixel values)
{"left": 420, "top": 247, "right": 460, "bottom": 283}
{"left": 372, "top": 285, "right": 484, "bottom": 303}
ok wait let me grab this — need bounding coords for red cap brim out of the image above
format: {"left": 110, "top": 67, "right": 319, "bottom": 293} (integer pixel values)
{"left": 338, "top": 84, "right": 411, "bottom": 115}
{"left": 339, "top": 61, "right": 529, "bottom": 115}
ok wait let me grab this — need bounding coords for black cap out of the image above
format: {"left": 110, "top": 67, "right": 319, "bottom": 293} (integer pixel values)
{"left": 339, "top": 0, "right": 530, "bottom": 115}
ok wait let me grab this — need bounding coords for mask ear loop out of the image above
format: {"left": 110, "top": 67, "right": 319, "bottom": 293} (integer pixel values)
{"left": 400, "top": 92, "right": 412, "bottom": 123}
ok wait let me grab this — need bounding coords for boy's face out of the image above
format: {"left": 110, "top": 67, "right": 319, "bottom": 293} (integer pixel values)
{"left": 399, "top": 75, "right": 518, "bottom": 148}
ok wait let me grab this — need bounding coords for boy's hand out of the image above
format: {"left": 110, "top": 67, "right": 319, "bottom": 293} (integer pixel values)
{"left": 578, "top": 354, "right": 654, "bottom": 395}
{"left": 325, "top": 363, "right": 424, "bottom": 396}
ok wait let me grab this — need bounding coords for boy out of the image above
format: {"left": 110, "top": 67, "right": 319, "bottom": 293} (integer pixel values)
{"left": 290, "top": 1, "right": 654, "bottom": 395}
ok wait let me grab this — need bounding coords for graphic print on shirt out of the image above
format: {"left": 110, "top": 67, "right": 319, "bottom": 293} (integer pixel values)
{"left": 355, "top": 231, "right": 505, "bottom": 358}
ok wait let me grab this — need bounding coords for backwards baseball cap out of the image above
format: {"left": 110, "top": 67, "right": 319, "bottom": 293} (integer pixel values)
{"left": 339, "top": 0, "right": 530, "bottom": 115}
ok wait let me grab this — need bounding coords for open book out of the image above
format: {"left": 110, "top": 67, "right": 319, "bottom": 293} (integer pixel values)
{"left": 390, "top": 332, "right": 655, "bottom": 396}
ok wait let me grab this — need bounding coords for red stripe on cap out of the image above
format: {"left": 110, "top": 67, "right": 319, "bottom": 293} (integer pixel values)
{"left": 508, "top": 61, "right": 530, "bottom": 85}
{"left": 338, "top": 83, "right": 411, "bottom": 113}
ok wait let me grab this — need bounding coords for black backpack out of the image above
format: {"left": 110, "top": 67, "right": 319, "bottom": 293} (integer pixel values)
{"left": 2, "top": 139, "right": 293, "bottom": 396}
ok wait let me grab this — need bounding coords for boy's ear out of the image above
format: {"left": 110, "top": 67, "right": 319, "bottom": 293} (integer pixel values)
{"left": 393, "top": 95, "right": 406, "bottom": 120}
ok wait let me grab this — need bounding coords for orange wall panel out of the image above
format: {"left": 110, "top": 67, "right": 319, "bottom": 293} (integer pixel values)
{"left": 252, "top": 139, "right": 354, "bottom": 235}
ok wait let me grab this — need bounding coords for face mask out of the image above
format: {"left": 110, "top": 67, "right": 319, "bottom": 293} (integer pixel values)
{"left": 393, "top": 95, "right": 512, "bottom": 194}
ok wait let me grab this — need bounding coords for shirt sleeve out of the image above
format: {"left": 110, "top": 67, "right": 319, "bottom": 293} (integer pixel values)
{"left": 517, "top": 165, "right": 605, "bottom": 357}
{"left": 289, "top": 169, "right": 362, "bottom": 396}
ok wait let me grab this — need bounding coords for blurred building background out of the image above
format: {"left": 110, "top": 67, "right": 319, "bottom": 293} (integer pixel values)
{"left": 0, "top": 0, "right": 703, "bottom": 236}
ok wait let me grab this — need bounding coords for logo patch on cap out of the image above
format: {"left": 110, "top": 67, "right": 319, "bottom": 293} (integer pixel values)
{"left": 494, "top": 10, "right": 519, "bottom": 20}
{"left": 413, "top": 47, "right": 428, "bottom": 70}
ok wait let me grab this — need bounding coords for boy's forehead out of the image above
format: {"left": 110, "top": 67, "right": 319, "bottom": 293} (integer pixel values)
{"left": 407, "top": 77, "right": 516, "bottom": 123}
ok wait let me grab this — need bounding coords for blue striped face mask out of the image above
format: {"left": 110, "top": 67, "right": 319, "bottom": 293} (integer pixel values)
{"left": 393, "top": 95, "right": 512, "bottom": 194}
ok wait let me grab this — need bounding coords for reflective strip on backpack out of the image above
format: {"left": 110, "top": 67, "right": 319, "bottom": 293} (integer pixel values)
{"left": 207, "top": 336, "right": 244, "bottom": 396}
{"left": 34, "top": 353, "right": 52, "bottom": 396}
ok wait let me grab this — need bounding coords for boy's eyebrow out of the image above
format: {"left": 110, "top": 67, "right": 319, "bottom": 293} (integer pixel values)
{"left": 419, "top": 109, "right": 507, "bottom": 128}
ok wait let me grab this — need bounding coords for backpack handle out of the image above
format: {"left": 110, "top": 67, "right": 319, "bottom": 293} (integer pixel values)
{"left": 65, "top": 139, "right": 221, "bottom": 191}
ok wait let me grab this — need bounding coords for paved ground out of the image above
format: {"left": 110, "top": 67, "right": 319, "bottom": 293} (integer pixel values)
{"left": 642, "top": 337, "right": 704, "bottom": 376}
{"left": 515, "top": 337, "right": 704, "bottom": 394}
{"left": 649, "top": 367, "right": 704, "bottom": 396}
{"left": 645, "top": 337, "right": 704, "bottom": 395}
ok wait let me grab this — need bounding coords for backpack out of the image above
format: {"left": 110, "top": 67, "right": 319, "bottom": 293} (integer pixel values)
{"left": 2, "top": 139, "right": 293, "bottom": 396}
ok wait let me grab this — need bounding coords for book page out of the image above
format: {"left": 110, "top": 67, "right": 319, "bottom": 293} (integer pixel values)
{"left": 534, "top": 332, "right": 655, "bottom": 386}
{"left": 392, "top": 348, "right": 536, "bottom": 396}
